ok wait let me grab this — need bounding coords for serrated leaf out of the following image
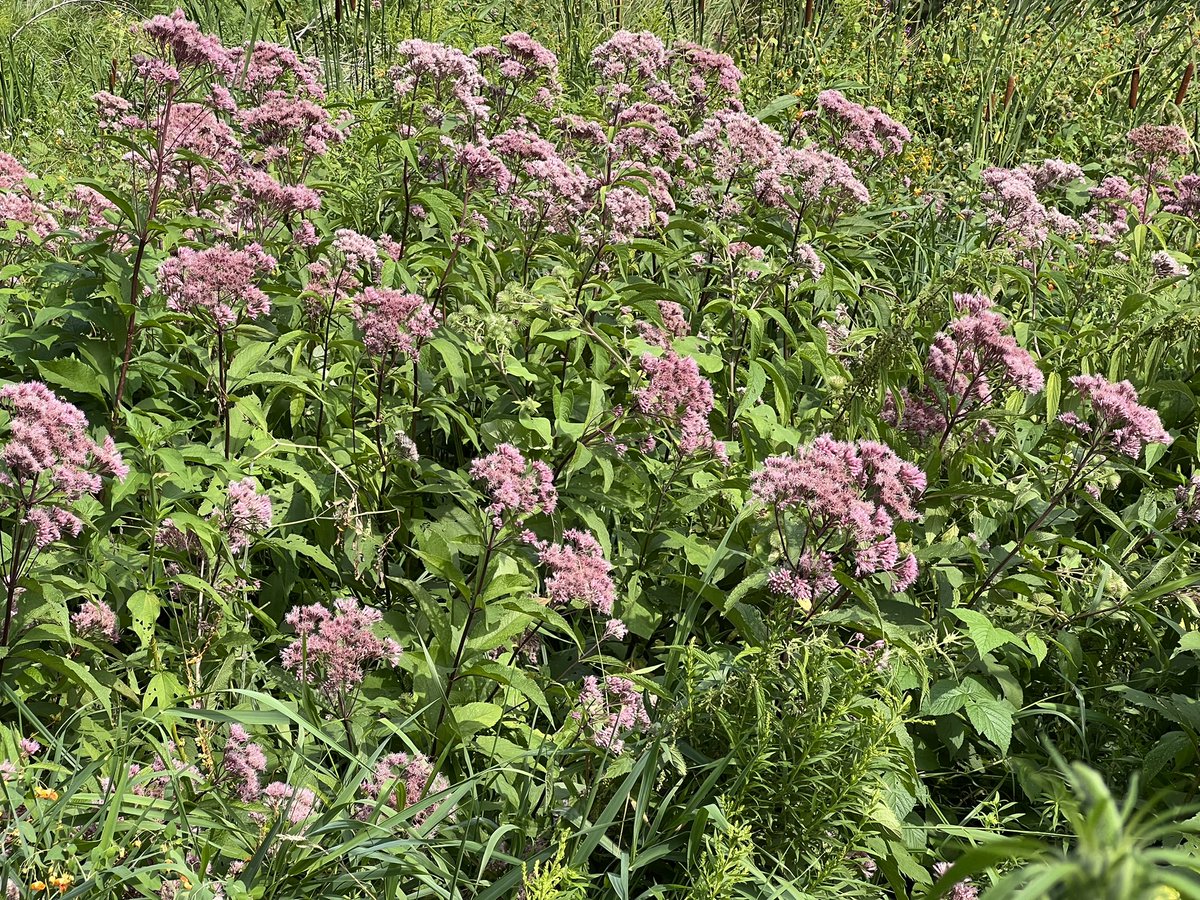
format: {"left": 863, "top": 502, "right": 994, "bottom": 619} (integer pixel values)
{"left": 35, "top": 358, "right": 105, "bottom": 399}
{"left": 965, "top": 697, "right": 1013, "bottom": 753}
{"left": 950, "top": 608, "right": 1019, "bottom": 656}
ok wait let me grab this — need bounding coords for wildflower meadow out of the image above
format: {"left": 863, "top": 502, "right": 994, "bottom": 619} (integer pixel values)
{"left": 0, "top": 0, "right": 1198, "bottom": 896}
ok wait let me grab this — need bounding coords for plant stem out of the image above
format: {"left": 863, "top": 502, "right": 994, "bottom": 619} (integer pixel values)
{"left": 964, "top": 441, "right": 1102, "bottom": 608}
{"left": 432, "top": 523, "right": 498, "bottom": 741}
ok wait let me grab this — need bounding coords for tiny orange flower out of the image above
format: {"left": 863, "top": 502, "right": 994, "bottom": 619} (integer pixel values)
{"left": 30, "top": 882, "right": 46, "bottom": 893}
{"left": 34, "top": 787, "right": 58, "bottom": 801}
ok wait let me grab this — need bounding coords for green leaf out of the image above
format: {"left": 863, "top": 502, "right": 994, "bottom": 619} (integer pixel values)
{"left": 1026, "top": 632, "right": 1048, "bottom": 664}
{"left": 965, "top": 697, "right": 1014, "bottom": 753}
{"left": 1044, "top": 370, "right": 1060, "bottom": 425}
{"left": 35, "top": 357, "right": 105, "bottom": 399}
{"left": 950, "top": 608, "right": 1019, "bottom": 656}
{"left": 1175, "top": 632, "right": 1200, "bottom": 657}
{"left": 926, "top": 677, "right": 990, "bottom": 715}
{"left": 1143, "top": 731, "right": 1191, "bottom": 783}
{"left": 126, "top": 590, "right": 160, "bottom": 649}
{"left": 144, "top": 672, "right": 184, "bottom": 711}
{"left": 451, "top": 701, "right": 503, "bottom": 737}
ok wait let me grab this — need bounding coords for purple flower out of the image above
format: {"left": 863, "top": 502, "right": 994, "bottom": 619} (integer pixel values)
{"left": 223, "top": 725, "right": 267, "bottom": 801}
{"left": 751, "top": 436, "right": 925, "bottom": 603}
{"left": 528, "top": 529, "right": 617, "bottom": 615}
{"left": 0, "top": 383, "right": 128, "bottom": 547}
{"left": 591, "top": 31, "right": 669, "bottom": 105}
{"left": 160, "top": 243, "right": 277, "bottom": 329}
{"left": 358, "top": 751, "right": 452, "bottom": 826}
{"left": 281, "top": 598, "right": 403, "bottom": 700}
{"left": 351, "top": 288, "right": 441, "bottom": 360}
{"left": 71, "top": 600, "right": 120, "bottom": 643}
{"left": 1070, "top": 374, "right": 1172, "bottom": 458}
{"left": 605, "top": 186, "right": 654, "bottom": 243}
{"left": 263, "top": 781, "right": 318, "bottom": 823}
{"left": 470, "top": 444, "right": 557, "bottom": 524}
{"left": 572, "top": 675, "right": 654, "bottom": 754}
{"left": 390, "top": 40, "right": 490, "bottom": 123}
{"left": 816, "top": 89, "right": 911, "bottom": 159}
{"left": 1127, "top": 123, "right": 1190, "bottom": 165}
{"left": 139, "top": 9, "right": 235, "bottom": 78}
{"left": 932, "top": 862, "right": 978, "bottom": 900}
{"left": 635, "top": 351, "right": 726, "bottom": 462}
{"left": 216, "top": 478, "right": 272, "bottom": 554}
{"left": 888, "top": 294, "right": 1042, "bottom": 443}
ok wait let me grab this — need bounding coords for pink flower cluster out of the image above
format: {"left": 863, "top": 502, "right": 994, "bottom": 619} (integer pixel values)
{"left": 605, "top": 186, "right": 654, "bottom": 243}
{"left": 263, "top": 781, "right": 319, "bottom": 824}
{"left": 527, "top": 529, "right": 617, "bottom": 616}
{"left": 885, "top": 293, "right": 1043, "bottom": 443}
{"left": 127, "top": 741, "right": 200, "bottom": 799}
{"left": 304, "top": 229, "right": 380, "bottom": 321}
{"left": 635, "top": 351, "right": 727, "bottom": 462}
{"left": 282, "top": 598, "right": 403, "bottom": 700}
{"left": 637, "top": 299, "right": 690, "bottom": 347}
{"left": 223, "top": 724, "right": 267, "bottom": 800}
{"left": 1127, "top": 124, "right": 1190, "bottom": 167}
{"left": 816, "top": 90, "right": 912, "bottom": 159}
{"left": 573, "top": 675, "right": 654, "bottom": 755}
{"left": 932, "top": 863, "right": 979, "bottom": 900}
{"left": 0, "top": 382, "right": 128, "bottom": 547}
{"left": 671, "top": 42, "right": 743, "bottom": 115}
{"left": 390, "top": 39, "right": 490, "bottom": 124}
{"left": 751, "top": 436, "right": 925, "bottom": 602}
{"left": 101, "top": 12, "right": 345, "bottom": 249}
{"left": 590, "top": 31, "right": 670, "bottom": 106}
{"left": 490, "top": 129, "right": 590, "bottom": 230}
{"left": 139, "top": 8, "right": 234, "bottom": 77}
{"left": 470, "top": 444, "right": 557, "bottom": 525}
{"left": 358, "top": 751, "right": 452, "bottom": 826}
{"left": 159, "top": 243, "right": 277, "bottom": 329}
{"left": 351, "top": 287, "right": 441, "bottom": 360}
{"left": 71, "top": 600, "right": 120, "bottom": 643}
{"left": 215, "top": 478, "right": 272, "bottom": 554}
{"left": 1068, "top": 375, "right": 1172, "bottom": 458}
{"left": 472, "top": 32, "right": 560, "bottom": 111}
{"left": 0, "top": 152, "right": 56, "bottom": 239}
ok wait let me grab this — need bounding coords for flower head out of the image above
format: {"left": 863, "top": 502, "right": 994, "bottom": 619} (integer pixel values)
{"left": 1070, "top": 374, "right": 1172, "bottom": 458}
{"left": 358, "top": 751, "right": 452, "bottom": 826}
{"left": 351, "top": 288, "right": 441, "bottom": 360}
{"left": 470, "top": 444, "right": 557, "bottom": 524}
{"left": 751, "top": 435, "right": 924, "bottom": 601}
{"left": 216, "top": 478, "right": 272, "bottom": 553}
{"left": 635, "top": 351, "right": 726, "bottom": 462}
{"left": 159, "top": 243, "right": 277, "bottom": 329}
{"left": 529, "top": 529, "right": 616, "bottom": 615}
{"left": 223, "top": 725, "right": 267, "bottom": 801}
{"left": 0, "top": 383, "right": 127, "bottom": 547}
{"left": 71, "top": 600, "right": 120, "bottom": 643}
{"left": 572, "top": 675, "right": 654, "bottom": 754}
{"left": 281, "top": 598, "right": 402, "bottom": 699}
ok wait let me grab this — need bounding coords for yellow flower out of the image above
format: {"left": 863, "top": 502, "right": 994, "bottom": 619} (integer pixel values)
{"left": 34, "top": 787, "right": 58, "bottom": 801}
{"left": 30, "top": 883, "right": 46, "bottom": 893}
{"left": 49, "top": 874, "right": 73, "bottom": 894}
{"left": 179, "top": 875, "right": 193, "bottom": 890}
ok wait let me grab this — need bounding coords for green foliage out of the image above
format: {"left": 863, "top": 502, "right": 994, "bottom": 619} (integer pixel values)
{"left": 0, "top": 0, "right": 1197, "bottom": 898}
